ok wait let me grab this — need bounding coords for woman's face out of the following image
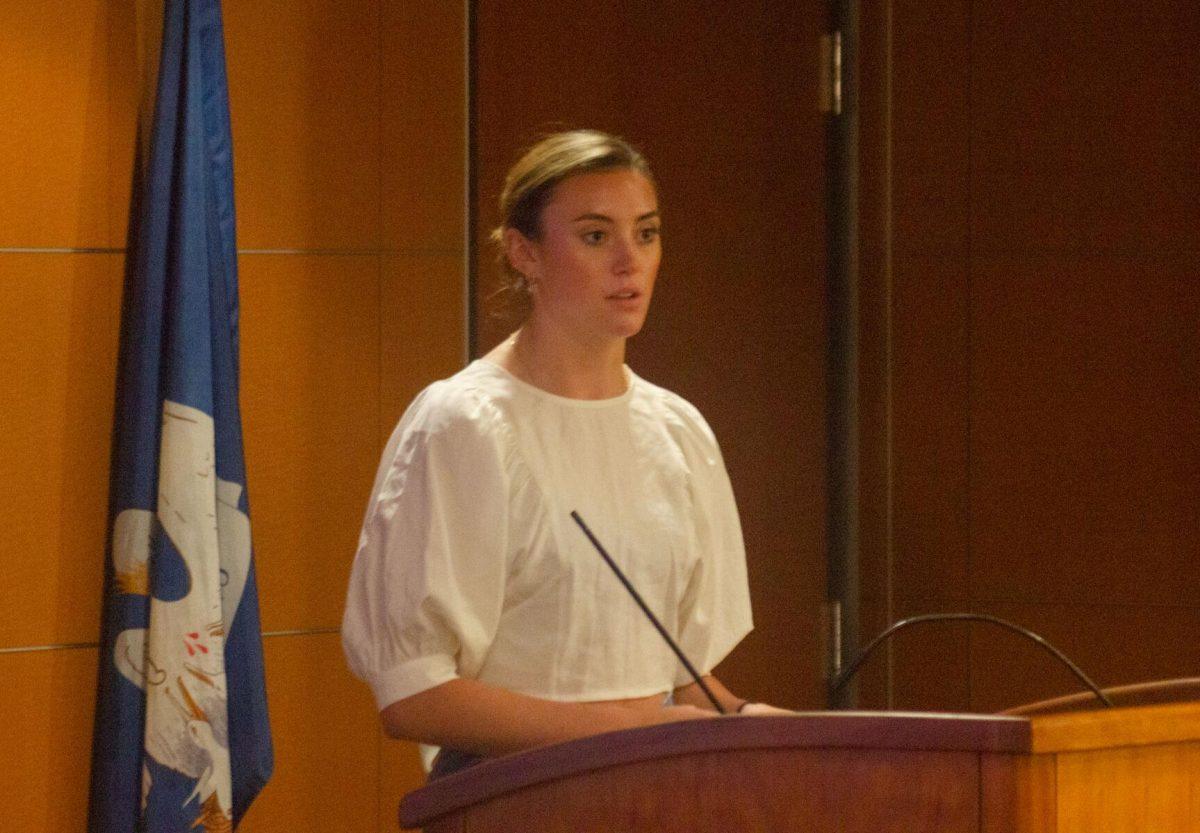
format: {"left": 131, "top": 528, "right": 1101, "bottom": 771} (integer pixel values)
{"left": 509, "top": 168, "right": 662, "bottom": 344}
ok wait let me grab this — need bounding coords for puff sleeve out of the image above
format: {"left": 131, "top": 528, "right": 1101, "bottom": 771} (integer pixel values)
{"left": 341, "top": 389, "right": 510, "bottom": 711}
{"left": 669, "top": 406, "right": 753, "bottom": 688}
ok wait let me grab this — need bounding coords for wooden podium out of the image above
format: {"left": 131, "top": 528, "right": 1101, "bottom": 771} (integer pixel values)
{"left": 399, "top": 695, "right": 1200, "bottom": 832}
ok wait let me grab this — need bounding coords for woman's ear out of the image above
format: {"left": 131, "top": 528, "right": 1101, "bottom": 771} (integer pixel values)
{"left": 503, "top": 227, "right": 539, "bottom": 282}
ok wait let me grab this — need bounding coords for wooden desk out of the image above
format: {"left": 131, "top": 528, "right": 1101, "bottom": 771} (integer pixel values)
{"left": 399, "top": 701, "right": 1200, "bottom": 832}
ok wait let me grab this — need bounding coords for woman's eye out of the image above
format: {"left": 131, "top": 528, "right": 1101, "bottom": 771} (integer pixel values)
{"left": 582, "top": 230, "right": 605, "bottom": 245}
{"left": 639, "top": 226, "right": 661, "bottom": 243}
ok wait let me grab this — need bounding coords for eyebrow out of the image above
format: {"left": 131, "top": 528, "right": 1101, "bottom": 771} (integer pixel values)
{"left": 571, "top": 210, "right": 661, "bottom": 223}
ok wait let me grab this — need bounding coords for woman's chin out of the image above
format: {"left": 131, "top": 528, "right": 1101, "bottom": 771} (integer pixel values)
{"left": 606, "top": 310, "right": 650, "bottom": 340}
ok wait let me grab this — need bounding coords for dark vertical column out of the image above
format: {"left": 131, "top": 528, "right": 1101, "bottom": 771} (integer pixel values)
{"left": 826, "top": 0, "right": 861, "bottom": 709}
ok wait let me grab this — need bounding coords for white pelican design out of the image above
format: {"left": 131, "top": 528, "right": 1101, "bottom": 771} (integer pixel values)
{"left": 110, "top": 399, "right": 252, "bottom": 830}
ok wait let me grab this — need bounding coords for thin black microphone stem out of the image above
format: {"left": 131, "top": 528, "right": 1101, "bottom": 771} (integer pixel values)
{"left": 831, "top": 613, "right": 1115, "bottom": 709}
{"left": 570, "top": 511, "right": 727, "bottom": 715}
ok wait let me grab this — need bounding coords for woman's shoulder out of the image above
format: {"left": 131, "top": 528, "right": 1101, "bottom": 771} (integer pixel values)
{"left": 363, "top": 364, "right": 522, "bottom": 509}
{"left": 628, "top": 372, "right": 719, "bottom": 448}
{"left": 394, "top": 361, "right": 514, "bottom": 442}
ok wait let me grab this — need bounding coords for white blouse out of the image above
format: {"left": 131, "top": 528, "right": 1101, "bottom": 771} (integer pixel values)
{"left": 341, "top": 359, "right": 752, "bottom": 711}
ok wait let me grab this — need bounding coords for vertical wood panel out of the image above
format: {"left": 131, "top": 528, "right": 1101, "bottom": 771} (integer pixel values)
{"left": 865, "top": 0, "right": 1200, "bottom": 712}
{"left": 1054, "top": 744, "right": 1200, "bottom": 833}
{"left": 380, "top": 253, "right": 466, "bottom": 438}
{"left": 970, "top": 258, "right": 1199, "bottom": 607}
{"left": 0, "top": 0, "right": 112, "bottom": 248}
{"left": 0, "top": 648, "right": 98, "bottom": 833}
{"left": 891, "top": 0, "right": 971, "bottom": 258}
{"left": 889, "top": 598, "right": 972, "bottom": 712}
{"left": 240, "top": 255, "right": 382, "bottom": 632}
{"left": 856, "top": 0, "right": 893, "bottom": 624}
{"left": 224, "top": 0, "right": 382, "bottom": 250}
{"left": 980, "top": 754, "right": 1057, "bottom": 833}
{"left": 0, "top": 255, "right": 121, "bottom": 648}
{"left": 971, "top": 1, "right": 1200, "bottom": 255}
{"left": 891, "top": 256, "right": 970, "bottom": 603}
{"left": 106, "top": 0, "right": 139, "bottom": 249}
{"left": 378, "top": 738, "right": 427, "bottom": 833}
{"left": 859, "top": 0, "right": 974, "bottom": 709}
{"left": 238, "top": 635, "right": 379, "bottom": 832}
{"left": 381, "top": 1, "right": 466, "bottom": 253}
{"left": 968, "top": 601, "right": 1200, "bottom": 714}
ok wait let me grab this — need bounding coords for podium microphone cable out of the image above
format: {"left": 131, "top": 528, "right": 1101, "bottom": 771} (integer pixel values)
{"left": 830, "top": 613, "right": 1115, "bottom": 708}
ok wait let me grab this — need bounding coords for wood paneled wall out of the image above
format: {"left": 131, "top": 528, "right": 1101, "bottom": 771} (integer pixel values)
{"left": 858, "top": 0, "right": 1200, "bottom": 712}
{"left": 474, "top": 1, "right": 830, "bottom": 709}
{"left": 0, "top": 2, "right": 467, "bottom": 829}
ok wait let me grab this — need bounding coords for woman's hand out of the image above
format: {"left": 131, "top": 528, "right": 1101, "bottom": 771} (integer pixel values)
{"left": 736, "top": 702, "right": 797, "bottom": 717}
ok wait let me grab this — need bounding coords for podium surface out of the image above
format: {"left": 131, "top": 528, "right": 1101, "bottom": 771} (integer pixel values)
{"left": 400, "top": 700, "right": 1200, "bottom": 832}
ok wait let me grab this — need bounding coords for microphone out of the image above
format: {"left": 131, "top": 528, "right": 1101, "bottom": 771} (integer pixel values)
{"left": 830, "top": 613, "right": 1115, "bottom": 708}
{"left": 570, "top": 511, "right": 727, "bottom": 715}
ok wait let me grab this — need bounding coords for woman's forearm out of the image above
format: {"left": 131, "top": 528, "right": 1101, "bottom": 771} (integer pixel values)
{"left": 672, "top": 675, "right": 746, "bottom": 713}
{"left": 380, "top": 678, "right": 712, "bottom": 756}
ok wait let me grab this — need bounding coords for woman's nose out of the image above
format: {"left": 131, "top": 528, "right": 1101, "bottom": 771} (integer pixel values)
{"left": 611, "top": 235, "right": 637, "bottom": 273}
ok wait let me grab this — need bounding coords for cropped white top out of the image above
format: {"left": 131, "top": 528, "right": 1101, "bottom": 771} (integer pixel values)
{"left": 341, "top": 359, "right": 752, "bottom": 710}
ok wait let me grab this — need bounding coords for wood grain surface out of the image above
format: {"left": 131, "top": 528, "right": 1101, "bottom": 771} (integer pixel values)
{"left": 1029, "top": 700, "right": 1200, "bottom": 754}
{"left": 401, "top": 712, "right": 1030, "bottom": 829}
{"left": 403, "top": 703, "right": 1200, "bottom": 832}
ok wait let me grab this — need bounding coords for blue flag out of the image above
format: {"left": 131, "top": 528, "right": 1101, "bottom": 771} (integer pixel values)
{"left": 88, "top": 1, "right": 272, "bottom": 830}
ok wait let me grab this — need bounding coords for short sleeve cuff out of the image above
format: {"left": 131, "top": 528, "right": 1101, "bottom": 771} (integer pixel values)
{"left": 370, "top": 654, "right": 460, "bottom": 711}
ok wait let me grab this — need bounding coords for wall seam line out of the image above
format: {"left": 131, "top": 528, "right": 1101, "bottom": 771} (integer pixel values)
{"left": 0, "top": 627, "right": 341, "bottom": 655}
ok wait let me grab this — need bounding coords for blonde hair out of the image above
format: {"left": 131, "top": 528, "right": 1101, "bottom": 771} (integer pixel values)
{"left": 490, "top": 130, "right": 655, "bottom": 309}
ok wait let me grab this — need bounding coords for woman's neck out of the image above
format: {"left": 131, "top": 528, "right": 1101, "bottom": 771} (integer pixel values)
{"left": 488, "top": 323, "right": 628, "bottom": 400}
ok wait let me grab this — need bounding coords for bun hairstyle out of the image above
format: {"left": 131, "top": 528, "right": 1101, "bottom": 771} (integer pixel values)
{"left": 490, "top": 129, "right": 655, "bottom": 313}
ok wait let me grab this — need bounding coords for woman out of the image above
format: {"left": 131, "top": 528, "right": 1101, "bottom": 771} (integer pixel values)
{"left": 342, "top": 130, "right": 777, "bottom": 778}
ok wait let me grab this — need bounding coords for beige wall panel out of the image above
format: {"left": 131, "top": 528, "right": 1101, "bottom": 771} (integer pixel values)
{"left": 0, "top": 254, "right": 121, "bottom": 648}
{"left": 379, "top": 738, "right": 427, "bottom": 832}
{"left": 239, "top": 255, "right": 380, "bottom": 631}
{"left": 0, "top": 0, "right": 111, "bottom": 248}
{"left": 239, "top": 633, "right": 378, "bottom": 832}
{"left": 380, "top": 253, "right": 466, "bottom": 439}
{"left": 224, "top": 0, "right": 381, "bottom": 250}
{"left": 381, "top": 1, "right": 466, "bottom": 253}
{"left": 0, "top": 647, "right": 97, "bottom": 832}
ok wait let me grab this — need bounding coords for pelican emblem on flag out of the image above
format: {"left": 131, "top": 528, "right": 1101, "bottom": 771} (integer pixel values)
{"left": 110, "top": 400, "right": 252, "bottom": 829}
